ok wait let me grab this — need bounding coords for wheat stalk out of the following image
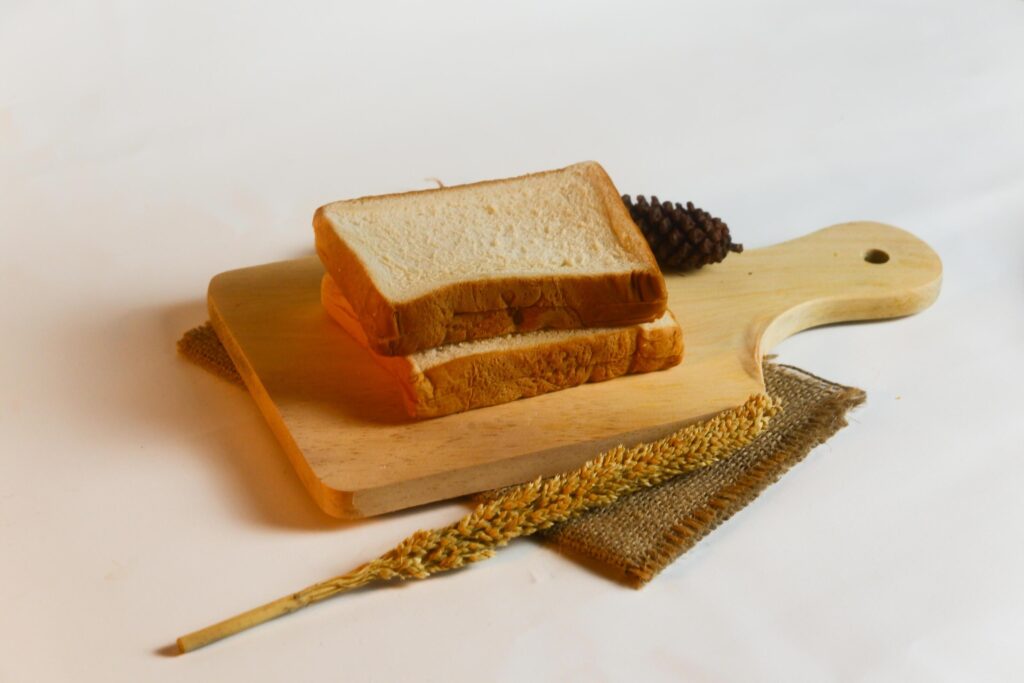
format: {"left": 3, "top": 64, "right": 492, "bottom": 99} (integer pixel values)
{"left": 176, "top": 393, "right": 779, "bottom": 653}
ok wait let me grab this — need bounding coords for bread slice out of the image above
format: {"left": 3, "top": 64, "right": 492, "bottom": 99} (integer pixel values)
{"left": 313, "top": 161, "right": 667, "bottom": 356}
{"left": 321, "top": 274, "right": 683, "bottom": 418}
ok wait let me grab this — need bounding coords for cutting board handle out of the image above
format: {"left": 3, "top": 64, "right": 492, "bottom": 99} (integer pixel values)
{"left": 746, "top": 221, "right": 942, "bottom": 353}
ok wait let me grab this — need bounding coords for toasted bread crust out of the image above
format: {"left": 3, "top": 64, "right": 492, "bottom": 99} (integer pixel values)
{"left": 321, "top": 274, "right": 683, "bottom": 418}
{"left": 313, "top": 162, "right": 668, "bottom": 356}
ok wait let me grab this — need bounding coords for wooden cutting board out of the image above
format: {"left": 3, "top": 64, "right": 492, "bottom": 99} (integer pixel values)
{"left": 208, "top": 221, "right": 941, "bottom": 519}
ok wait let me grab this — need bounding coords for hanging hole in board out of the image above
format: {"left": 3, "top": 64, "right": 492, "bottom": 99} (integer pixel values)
{"left": 864, "top": 249, "right": 890, "bottom": 264}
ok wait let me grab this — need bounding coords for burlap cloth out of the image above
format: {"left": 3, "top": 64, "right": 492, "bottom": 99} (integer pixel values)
{"left": 179, "top": 323, "right": 865, "bottom": 586}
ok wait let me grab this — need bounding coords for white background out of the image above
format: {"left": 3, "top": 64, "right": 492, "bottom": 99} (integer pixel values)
{"left": 2, "top": 1, "right": 1023, "bottom": 680}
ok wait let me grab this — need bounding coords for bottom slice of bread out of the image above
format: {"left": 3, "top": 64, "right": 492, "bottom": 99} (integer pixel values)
{"left": 321, "top": 274, "right": 684, "bottom": 418}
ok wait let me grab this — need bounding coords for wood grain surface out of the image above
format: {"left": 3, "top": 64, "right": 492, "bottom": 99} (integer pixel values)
{"left": 208, "top": 221, "right": 941, "bottom": 518}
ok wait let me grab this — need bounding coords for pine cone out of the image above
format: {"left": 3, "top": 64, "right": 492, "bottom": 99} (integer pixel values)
{"left": 622, "top": 194, "right": 742, "bottom": 272}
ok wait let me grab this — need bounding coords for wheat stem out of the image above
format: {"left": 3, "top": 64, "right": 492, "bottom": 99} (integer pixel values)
{"left": 176, "top": 393, "right": 779, "bottom": 653}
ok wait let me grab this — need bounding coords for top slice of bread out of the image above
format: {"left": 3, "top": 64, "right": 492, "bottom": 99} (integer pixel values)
{"left": 313, "top": 161, "right": 668, "bottom": 356}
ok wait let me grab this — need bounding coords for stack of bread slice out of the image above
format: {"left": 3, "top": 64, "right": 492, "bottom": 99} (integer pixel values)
{"left": 313, "top": 161, "right": 683, "bottom": 418}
